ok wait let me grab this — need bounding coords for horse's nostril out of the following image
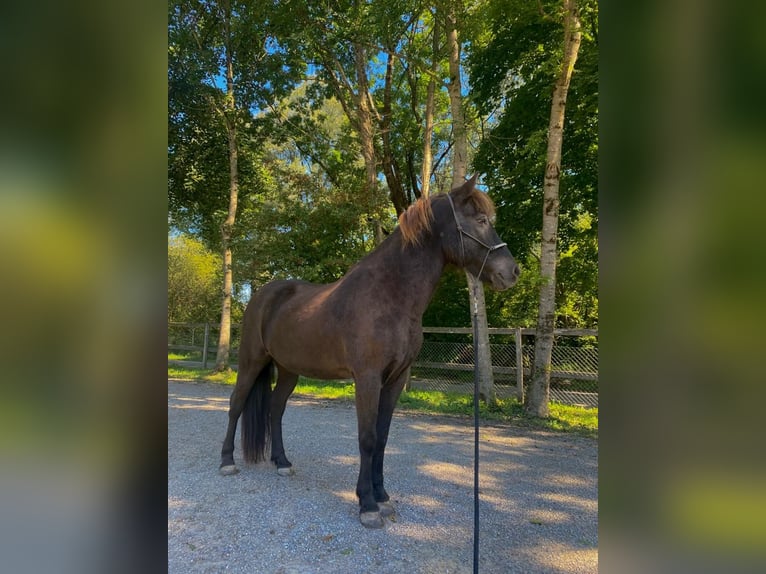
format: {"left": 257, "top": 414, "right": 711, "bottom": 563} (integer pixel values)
{"left": 513, "top": 265, "right": 520, "bottom": 278}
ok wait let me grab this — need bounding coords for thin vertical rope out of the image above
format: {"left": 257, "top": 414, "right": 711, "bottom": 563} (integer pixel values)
{"left": 472, "top": 280, "right": 480, "bottom": 574}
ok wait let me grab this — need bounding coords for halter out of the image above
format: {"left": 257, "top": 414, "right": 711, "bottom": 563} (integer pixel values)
{"left": 446, "top": 193, "right": 507, "bottom": 283}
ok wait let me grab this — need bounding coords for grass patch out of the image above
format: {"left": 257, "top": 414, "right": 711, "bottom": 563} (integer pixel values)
{"left": 167, "top": 364, "right": 597, "bottom": 438}
{"left": 293, "top": 379, "right": 356, "bottom": 401}
{"left": 168, "top": 364, "right": 237, "bottom": 384}
{"left": 168, "top": 351, "right": 202, "bottom": 361}
{"left": 396, "top": 388, "right": 597, "bottom": 438}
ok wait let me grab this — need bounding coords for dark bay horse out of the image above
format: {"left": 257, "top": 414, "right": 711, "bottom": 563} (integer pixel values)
{"left": 219, "top": 175, "right": 520, "bottom": 528}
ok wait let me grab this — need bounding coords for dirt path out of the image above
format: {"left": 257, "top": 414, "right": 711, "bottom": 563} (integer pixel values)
{"left": 168, "top": 380, "right": 597, "bottom": 573}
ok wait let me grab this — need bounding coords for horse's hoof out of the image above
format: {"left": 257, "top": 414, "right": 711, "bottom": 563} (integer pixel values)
{"left": 219, "top": 464, "right": 239, "bottom": 476}
{"left": 277, "top": 466, "right": 295, "bottom": 477}
{"left": 360, "top": 511, "right": 384, "bottom": 529}
{"left": 378, "top": 501, "right": 395, "bottom": 517}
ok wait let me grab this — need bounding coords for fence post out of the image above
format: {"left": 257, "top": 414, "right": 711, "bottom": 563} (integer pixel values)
{"left": 202, "top": 323, "right": 210, "bottom": 369}
{"left": 403, "top": 366, "right": 411, "bottom": 393}
{"left": 515, "top": 327, "right": 524, "bottom": 403}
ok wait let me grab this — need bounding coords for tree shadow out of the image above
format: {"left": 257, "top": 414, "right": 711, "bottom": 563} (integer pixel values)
{"left": 168, "top": 381, "right": 597, "bottom": 573}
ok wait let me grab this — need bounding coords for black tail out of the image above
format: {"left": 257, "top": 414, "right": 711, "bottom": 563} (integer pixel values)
{"left": 241, "top": 361, "right": 273, "bottom": 463}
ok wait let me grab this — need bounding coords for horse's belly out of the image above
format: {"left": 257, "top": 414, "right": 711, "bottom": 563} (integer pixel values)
{"left": 267, "top": 327, "right": 352, "bottom": 380}
{"left": 280, "top": 358, "right": 352, "bottom": 381}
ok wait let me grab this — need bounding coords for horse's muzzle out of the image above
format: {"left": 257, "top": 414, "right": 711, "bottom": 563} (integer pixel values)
{"left": 489, "top": 262, "right": 520, "bottom": 291}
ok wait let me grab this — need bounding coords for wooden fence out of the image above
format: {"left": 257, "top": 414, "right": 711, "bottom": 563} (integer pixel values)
{"left": 168, "top": 322, "right": 598, "bottom": 407}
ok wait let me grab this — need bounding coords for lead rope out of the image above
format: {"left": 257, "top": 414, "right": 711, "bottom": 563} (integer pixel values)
{"left": 446, "top": 192, "right": 505, "bottom": 574}
{"left": 472, "top": 278, "right": 480, "bottom": 574}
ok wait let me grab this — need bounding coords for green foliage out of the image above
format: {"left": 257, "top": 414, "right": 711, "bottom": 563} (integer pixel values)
{"left": 486, "top": 254, "right": 546, "bottom": 328}
{"left": 167, "top": 0, "right": 598, "bottom": 330}
{"left": 233, "top": 90, "right": 394, "bottom": 287}
{"left": 422, "top": 268, "right": 471, "bottom": 327}
{"left": 469, "top": 0, "right": 599, "bottom": 328}
{"left": 246, "top": 166, "right": 375, "bottom": 284}
{"left": 168, "top": 364, "right": 237, "bottom": 385}
{"left": 293, "top": 379, "right": 356, "bottom": 401}
{"left": 398, "top": 389, "right": 597, "bottom": 437}
{"left": 168, "top": 234, "right": 222, "bottom": 323}
{"left": 168, "top": 0, "right": 305, "bottom": 252}
{"left": 422, "top": 256, "right": 545, "bottom": 330}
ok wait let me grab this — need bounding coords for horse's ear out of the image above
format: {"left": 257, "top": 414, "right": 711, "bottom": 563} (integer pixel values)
{"left": 450, "top": 174, "right": 479, "bottom": 202}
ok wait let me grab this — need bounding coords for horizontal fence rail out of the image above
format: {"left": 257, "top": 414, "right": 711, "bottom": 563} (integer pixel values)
{"left": 168, "top": 322, "right": 598, "bottom": 408}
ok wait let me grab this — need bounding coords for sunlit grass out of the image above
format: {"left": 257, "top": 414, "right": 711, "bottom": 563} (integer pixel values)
{"left": 168, "top": 364, "right": 237, "bottom": 384}
{"left": 292, "top": 378, "right": 356, "bottom": 400}
{"left": 167, "top": 364, "right": 597, "bottom": 438}
{"left": 397, "top": 389, "right": 598, "bottom": 438}
{"left": 168, "top": 351, "right": 205, "bottom": 362}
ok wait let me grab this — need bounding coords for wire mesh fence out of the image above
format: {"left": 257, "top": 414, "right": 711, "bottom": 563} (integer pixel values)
{"left": 168, "top": 323, "right": 598, "bottom": 408}
{"left": 168, "top": 322, "right": 241, "bottom": 367}
{"left": 410, "top": 328, "right": 598, "bottom": 408}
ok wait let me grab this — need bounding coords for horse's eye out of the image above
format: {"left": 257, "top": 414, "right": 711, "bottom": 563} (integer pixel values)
{"left": 477, "top": 216, "right": 488, "bottom": 225}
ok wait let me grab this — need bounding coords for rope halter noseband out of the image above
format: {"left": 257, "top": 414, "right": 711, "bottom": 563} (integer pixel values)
{"left": 446, "top": 193, "right": 507, "bottom": 284}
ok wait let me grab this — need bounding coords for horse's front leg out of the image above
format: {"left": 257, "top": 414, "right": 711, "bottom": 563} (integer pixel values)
{"left": 372, "top": 367, "right": 410, "bottom": 518}
{"left": 353, "top": 372, "right": 383, "bottom": 528}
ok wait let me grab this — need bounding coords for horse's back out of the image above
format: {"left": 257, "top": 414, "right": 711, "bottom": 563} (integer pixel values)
{"left": 245, "top": 279, "right": 324, "bottom": 336}
{"left": 243, "top": 275, "right": 419, "bottom": 380}
{"left": 250, "top": 279, "right": 315, "bottom": 311}
{"left": 243, "top": 279, "right": 353, "bottom": 378}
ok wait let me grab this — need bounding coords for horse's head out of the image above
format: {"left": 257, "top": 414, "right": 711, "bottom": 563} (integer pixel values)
{"left": 441, "top": 175, "right": 520, "bottom": 290}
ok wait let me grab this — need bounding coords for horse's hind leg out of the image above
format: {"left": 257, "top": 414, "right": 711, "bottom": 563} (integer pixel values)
{"left": 219, "top": 354, "right": 270, "bottom": 475}
{"left": 270, "top": 364, "right": 299, "bottom": 476}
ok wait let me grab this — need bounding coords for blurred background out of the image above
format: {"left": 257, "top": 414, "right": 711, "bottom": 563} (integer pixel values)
{"left": 601, "top": 0, "right": 766, "bottom": 571}
{"left": 0, "top": 1, "right": 167, "bottom": 573}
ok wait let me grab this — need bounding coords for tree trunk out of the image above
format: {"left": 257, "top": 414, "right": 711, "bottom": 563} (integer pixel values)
{"left": 214, "top": 22, "right": 239, "bottom": 372}
{"left": 381, "top": 51, "right": 408, "bottom": 215}
{"left": 446, "top": 11, "right": 468, "bottom": 183}
{"left": 420, "top": 12, "right": 439, "bottom": 198}
{"left": 446, "top": 4, "right": 495, "bottom": 405}
{"left": 526, "top": 0, "right": 582, "bottom": 417}
{"left": 353, "top": 43, "right": 383, "bottom": 244}
{"left": 468, "top": 275, "right": 495, "bottom": 403}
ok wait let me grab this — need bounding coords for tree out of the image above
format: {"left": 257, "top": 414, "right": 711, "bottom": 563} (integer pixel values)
{"left": 168, "top": 0, "right": 302, "bottom": 370}
{"left": 224, "top": 85, "right": 380, "bottom": 288}
{"left": 470, "top": 0, "right": 597, "bottom": 413}
{"left": 527, "top": 0, "right": 583, "bottom": 417}
{"left": 167, "top": 0, "right": 598, "bottom": 381}
{"left": 277, "top": 1, "right": 390, "bottom": 243}
{"left": 168, "top": 234, "right": 223, "bottom": 323}
{"left": 215, "top": 0, "right": 241, "bottom": 371}
{"left": 445, "top": 0, "right": 496, "bottom": 405}
{"left": 279, "top": 1, "right": 456, "bottom": 219}
{"left": 420, "top": 9, "right": 441, "bottom": 198}
{"left": 471, "top": 0, "right": 598, "bottom": 319}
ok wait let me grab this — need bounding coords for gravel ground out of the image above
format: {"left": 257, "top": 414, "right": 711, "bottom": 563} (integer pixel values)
{"left": 168, "top": 380, "right": 598, "bottom": 573}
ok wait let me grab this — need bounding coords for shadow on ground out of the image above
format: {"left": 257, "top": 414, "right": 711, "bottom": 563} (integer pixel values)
{"left": 168, "top": 380, "right": 597, "bottom": 574}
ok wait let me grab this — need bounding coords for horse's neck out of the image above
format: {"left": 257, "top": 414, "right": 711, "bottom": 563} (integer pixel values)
{"left": 369, "top": 230, "right": 446, "bottom": 316}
